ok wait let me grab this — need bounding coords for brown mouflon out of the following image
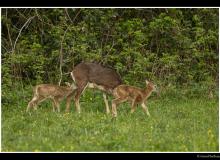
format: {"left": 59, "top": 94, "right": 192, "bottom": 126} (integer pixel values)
{"left": 111, "top": 80, "right": 157, "bottom": 117}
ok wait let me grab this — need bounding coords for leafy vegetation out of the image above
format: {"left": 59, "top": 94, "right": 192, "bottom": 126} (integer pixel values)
{"left": 1, "top": 8, "right": 219, "bottom": 152}
{"left": 2, "top": 8, "right": 218, "bottom": 87}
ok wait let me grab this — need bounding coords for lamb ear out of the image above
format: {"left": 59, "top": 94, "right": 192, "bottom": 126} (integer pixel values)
{"left": 145, "top": 80, "right": 149, "bottom": 85}
{"left": 65, "top": 82, "right": 71, "bottom": 87}
{"left": 71, "top": 83, "right": 77, "bottom": 89}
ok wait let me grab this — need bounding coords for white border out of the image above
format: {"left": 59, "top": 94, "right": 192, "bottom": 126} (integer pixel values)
{"left": 0, "top": 7, "right": 219, "bottom": 153}
{"left": 0, "top": 7, "right": 2, "bottom": 153}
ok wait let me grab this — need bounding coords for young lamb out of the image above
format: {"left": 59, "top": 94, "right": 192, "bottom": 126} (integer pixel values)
{"left": 111, "top": 80, "right": 157, "bottom": 117}
{"left": 26, "top": 82, "right": 77, "bottom": 112}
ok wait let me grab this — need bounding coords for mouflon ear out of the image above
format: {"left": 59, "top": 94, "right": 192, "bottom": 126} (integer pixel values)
{"left": 65, "top": 82, "right": 71, "bottom": 87}
{"left": 145, "top": 80, "right": 149, "bottom": 85}
{"left": 71, "top": 83, "right": 77, "bottom": 89}
{"left": 66, "top": 82, "right": 77, "bottom": 89}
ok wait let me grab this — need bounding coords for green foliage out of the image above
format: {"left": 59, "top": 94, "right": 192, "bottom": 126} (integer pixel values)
{"left": 2, "top": 8, "right": 218, "bottom": 88}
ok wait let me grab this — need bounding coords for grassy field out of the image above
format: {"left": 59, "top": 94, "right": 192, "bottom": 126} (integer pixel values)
{"left": 2, "top": 88, "right": 219, "bottom": 152}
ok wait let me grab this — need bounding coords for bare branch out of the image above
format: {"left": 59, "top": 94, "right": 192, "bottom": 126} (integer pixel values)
{"left": 15, "top": 9, "right": 28, "bottom": 20}
{"left": 65, "top": 9, "right": 73, "bottom": 23}
{"left": 73, "top": 9, "right": 81, "bottom": 22}
{"left": 5, "top": 9, "right": 13, "bottom": 51}
{"left": 59, "top": 9, "right": 81, "bottom": 86}
{"left": 58, "top": 27, "right": 70, "bottom": 86}
{"left": 34, "top": 9, "right": 43, "bottom": 22}
{"left": 34, "top": 9, "right": 54, "bottom": 27}
{"left": 58, "top": 9, "right": 81, "bottom": 85}
{"left": 63, "top": 72, "right": 71, "bottom": 75}
{"left": 13, "top": 16, "right": 35, "bottom": 52}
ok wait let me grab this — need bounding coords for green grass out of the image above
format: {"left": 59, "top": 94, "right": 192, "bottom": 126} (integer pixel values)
{"left": 2, "top": 89, "right": 219, "bottom": 152}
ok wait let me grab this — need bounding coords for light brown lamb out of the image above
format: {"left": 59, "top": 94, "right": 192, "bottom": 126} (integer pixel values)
{"left": 26, "top": 82, "right": 77, "bottom": 112}
{"left": 111, "top": 80, "right": 157, "bottom": 117}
